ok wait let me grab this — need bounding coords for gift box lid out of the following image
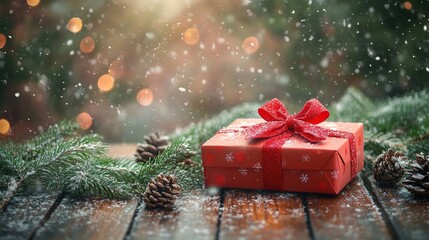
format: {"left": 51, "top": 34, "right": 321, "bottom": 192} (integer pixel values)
{"left": 201, "top": 119, "right": 364, "bottom": 171}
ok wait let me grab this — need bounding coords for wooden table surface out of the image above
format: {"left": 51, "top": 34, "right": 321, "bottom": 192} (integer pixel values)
{"left": 1, "top": 144, "right": 428, "bottom": 240}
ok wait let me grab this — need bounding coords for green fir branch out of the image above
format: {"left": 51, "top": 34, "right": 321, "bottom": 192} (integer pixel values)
{"left": 1, "top": 126, "right": 103, "bottom": 206}
{"left": 22, "top": 120, "right": 80, "bottom": 161}
{"left": 173, "top": 102, "right": 259, "bottom": 148}
{"left": 136, "top": 139, "right": 202, "bottom": 192}
{"left": 62, "top": 160, "right": 134, "bottom": 200}
{"left": 329, "top": 87, "right": 376, "bottom": 122}
{"left": 329, "top": 88, "right": 429, "bottom": 169}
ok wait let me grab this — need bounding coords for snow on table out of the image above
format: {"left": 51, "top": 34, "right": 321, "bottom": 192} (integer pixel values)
{"left": 0, "top": 144, "right": 428, "bottom": 240}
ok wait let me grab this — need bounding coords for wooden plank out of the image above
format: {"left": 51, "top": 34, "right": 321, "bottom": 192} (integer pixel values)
{"left": 306, "top": 176, "right": 391, "bottom": 240}
{"left": 127, "top": 190, "right": 219, "bottom": 240}
{"left": 33, "top": 198, "right": 138, "bottom": 240}
{"left": 364, "top": 175, "right": 429, "bottom": 240}
{"left": 0, "top": 193, "right": 59, "bottom": 240}
{"left": 0, "top": 144, "right": 134, "bottom": 240}
{"left": 220, "top": 190, "right": 309, "bottom": 239}
{"left": 31, "top": 144, "right": 138, "bottom": 239}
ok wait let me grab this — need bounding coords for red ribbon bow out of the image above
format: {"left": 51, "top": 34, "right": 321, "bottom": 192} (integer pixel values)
{"left": 244, "top": 98, "right": 330, "bottom": 142}
{"left": 244, "top": 98, "right": 358, "bottom": 191}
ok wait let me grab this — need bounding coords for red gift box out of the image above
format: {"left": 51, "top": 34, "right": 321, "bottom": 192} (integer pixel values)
{"left": 201, "top": 99, "right": 364, "bottom": 194}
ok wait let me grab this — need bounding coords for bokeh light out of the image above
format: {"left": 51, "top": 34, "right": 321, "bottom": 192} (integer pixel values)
{"left": 0, "top": 34, "right": 6, "bottom": 49}
{"left": 67, "top": 17, "right": 83, "bottom": 33}
{"left": 242, "top": 37, "right": 259, "bottom": 54}
{"left": 0, "top": 119, "right": 11, "bottom": 136}
{"left": 80, "top": 36, "right": 95, "bottom": 53}
{"left": 97, "top": 74, "right": 115, "bottom": 92}
{"left": 183, "top": 27, "right": 200, "bottom": 45}
{"left": 136, "top": 88, "right": 154, "bottom": 106}
{"left": 76, "top": 112, "right": 92, "bottom": 130}
{"left": 27, "top": 0, "right": 40, "bottom": 7}
{"left": 108, "top": 59, "right": 125, "bottom": 79}
{"left": 404, "top": 1, "right": 412, "bottom": 10}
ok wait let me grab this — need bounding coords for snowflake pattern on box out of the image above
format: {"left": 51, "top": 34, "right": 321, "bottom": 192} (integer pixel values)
{"left": 215, "top": 175, "right": 226, "bottom": 185}
{"left": 225, "top": 152, "right": 234, "bottom": 162}
{"left": 253, "top": 162, "right": 262, "bottom": 172}
{"left": 331, "top": 170, "right": 339, "bottom": 180}
{"left": 301, "top": 154, "right": 311, "bottom": 163}
{"left": 300, "top": 173, "right": 309, "bottom": 183}
{"left": 239, "top": 168, "right": 248, "bottom": 176}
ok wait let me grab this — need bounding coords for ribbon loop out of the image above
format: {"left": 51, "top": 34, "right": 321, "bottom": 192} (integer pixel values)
{"left": 245, "top": 98, "right": 329, "bottom": 142}
{"left": 258, "top": 98, "right": 288, "bottom": 121}
{"left": 294, "top": 98, "right": 330, "bottom": 124}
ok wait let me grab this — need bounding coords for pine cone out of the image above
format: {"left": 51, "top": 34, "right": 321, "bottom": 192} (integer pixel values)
{"left": 143, "top": 173, "right": 181, "bottom": 208}
{"left": 135, "top": 132, "right": 170, "bottom": 163}
{"left": 178, "top": 151, "right": 198, "bottom": 166}
{"left": 402, "top": 153, "right": 429, "bottom": 197}
{"left": 373, "top": 148, "right": 406, "bottom": 184}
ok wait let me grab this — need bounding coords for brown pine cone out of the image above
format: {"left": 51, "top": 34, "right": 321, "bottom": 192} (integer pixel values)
{"left": 402, "top": 153, "right": 429, "bottom": 197}
{"left": 373, "top": 148, "right": 406, "bottom": 184}
{"left": 143, "top": 173, "right": 181, "bottom": 208}
{"left": 178, "top": 150, "right": 198, "bottom": 166}
{"left": 135, "top": 132, "right": 170, "bottom": 163}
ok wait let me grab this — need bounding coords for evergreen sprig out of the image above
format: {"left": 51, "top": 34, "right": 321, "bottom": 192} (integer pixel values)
{"left": 1, "top": 130, "right": 203, "bottom": 205}
{"left": 330, "top": 88, "right": 429, "bottom": 170}
{"left": 0, "top": 123, "right": 105, "bottom": 208}
{"left": 173, "top": 102, "right": 259, "bottom": 148}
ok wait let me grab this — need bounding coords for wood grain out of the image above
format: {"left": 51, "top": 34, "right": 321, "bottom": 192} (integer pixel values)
{"left": 33, "top": 198, "right": 138, "bottom": 240}
{"left": 364, "top": 175, "right": 429, "bottom": 240}
{"left": 220, "top": 190, "right": 309, "bottom": 239}
{"left": 306, "top": 175, "right": 391, "bottom": 240}
{"left": 0, "top": 193, "right": 58, "bottom": 240}
{"left": 127, "top": 190, "right": 219, "bottom": 240}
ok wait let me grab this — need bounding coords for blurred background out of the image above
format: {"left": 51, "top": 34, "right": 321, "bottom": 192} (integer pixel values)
{"left": 0, "top": 0, "right": 428, "bottom": 142}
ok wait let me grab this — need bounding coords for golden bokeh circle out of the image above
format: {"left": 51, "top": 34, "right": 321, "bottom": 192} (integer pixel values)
{"left": 76, "top": 112, "right": 92, "bottom": 130}
{"left": 67, "top": 17, "right": 83, "bottom": 33}
{"left": 136, "top": 89, "right": 154, "bottom": 106}
{"left": 184, "top": 28, "right": 200, "bottom": 45}
{"left": 80, "top": 36, "right": 95, "bottom": 53}
{"left": 0, "top": 34, "right": 6, "bottom": 49}
{"left": 0, "top": 119, "right": 10, "bottom": 135}
{"left": 404, "top": 1, "right": 412, "bottom": 10}
{"left": 27, "top": 0, "right": 40, "bottom": 7}
{"left": 242, "top": 37, "right": 259, "bottom": 54}
{"left": 97, "top": 74, "right": 115, "bottom": 92}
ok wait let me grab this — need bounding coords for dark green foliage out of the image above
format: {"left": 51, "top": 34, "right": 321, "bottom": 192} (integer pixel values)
{"left": 249, "top": 0, "right": 429, "bottom": 100}
{"left": 173, "top": 102, "right": 260, "bottom": 149}
{"left": 330, "top": 87, "right": 429, "bottom": 170}
{"left": 0, "top": 123, "right": 202, "bottom": 204}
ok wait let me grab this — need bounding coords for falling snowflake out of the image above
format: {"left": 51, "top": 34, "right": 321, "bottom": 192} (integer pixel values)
{"left": 239, "top": 168, "right": 248, "bottom": 176}
{"left": 300, "top": 174, "right": 309, "bottom": 183}
{"left": 253, "top": 162, "right": 262, "bottom": 172}
{"left": 331, "top": 170, "right": 339, "bottom": 180}
{"left": 301, "top": 154, "right": 311, "bottom": 163}
{"left": 225, "top": 152, "right": 234, "bottom": 162}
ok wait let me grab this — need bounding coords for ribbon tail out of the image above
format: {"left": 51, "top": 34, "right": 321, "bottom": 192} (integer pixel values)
{"left": 294, "top": 121, "right": 327, "bottom": 142}
{"left": 261, "top": 131, "right": 294, "bottom": 190}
